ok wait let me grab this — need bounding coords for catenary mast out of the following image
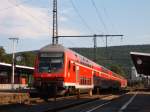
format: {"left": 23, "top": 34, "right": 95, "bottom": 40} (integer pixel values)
{"left": 52, "top": 0, "right": 58, "bottom": 45}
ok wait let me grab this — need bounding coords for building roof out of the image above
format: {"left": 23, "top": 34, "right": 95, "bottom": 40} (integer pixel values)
{"left": 130, "top": 52, "right": 150, "bottom": 75}
{"left": 0, "top": 62, "right": 34, "bottom": 70}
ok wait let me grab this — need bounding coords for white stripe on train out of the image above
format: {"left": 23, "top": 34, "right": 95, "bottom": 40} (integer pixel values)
{"left": 63, "top": 82, "right": 93, "bottom": 89}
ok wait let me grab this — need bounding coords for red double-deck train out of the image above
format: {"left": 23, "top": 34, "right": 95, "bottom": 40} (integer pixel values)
{"left": 33, "top": 44, "right": 127, "bottom": 99}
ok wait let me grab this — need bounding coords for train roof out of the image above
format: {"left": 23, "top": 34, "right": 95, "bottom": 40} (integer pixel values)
{"left": 40, "top": 44, "right": 66, "bottom": 52}
{"left": 40, "top": 44, "right": 98, "bottom": 64}
{"left": 0, "top": 62, "right": 34, "bottom": 70}
{"left": 40, "top": 44, "right": 104, "bottom": 67}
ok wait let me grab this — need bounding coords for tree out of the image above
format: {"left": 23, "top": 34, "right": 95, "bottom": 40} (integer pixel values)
{"left": 0, "top": 46, "right": 5, "bottom": 56}
{"left": 16, "top": 52, "right": 36, "bottom": 67}
{"left": 0, "top": 47, "right": 11, "bottom": 63}
{"left": 0, "top": 46, "right": 6, "bottom": 62}
{"left": 109, "top": 64, "right": 125, "bottom": 76}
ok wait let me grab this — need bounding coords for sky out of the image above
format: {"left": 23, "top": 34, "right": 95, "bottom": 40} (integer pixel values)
{"left": 0, "top": 0, "right": 150, "bottom": 53}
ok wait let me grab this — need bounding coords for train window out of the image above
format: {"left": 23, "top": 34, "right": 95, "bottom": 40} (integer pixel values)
{"left": 75, "top": 54, "right": 77, "bottom": 57}
{"left": 39, "top": 53, "right": 64, "bottom": 73}
{"left": 68, "top": 61, "right": 71, "bottom": 70}
{"left": 51, "top": 61, "right": 62, "bottom": 69}
{"left": 83, "top": 77, "right": 85, "bottom": 85}
{"left": 39, "top": 62, "right": 50, "bottom": 73}
{"left": 89, "top": 79, "right": 90, "bottom": 85}
{"left": 87, "top": 79, "right": 90, "bottom": 85}
{"left": 73, "top": 65, "right": 75, "bottom": 72}
{"left": 82, "top": 78, "right": 84, "bottom": 85}
{"left": 86, "top": 78, "right": 88, "bottom": 85}
{"left": 89, "top": 78, "right": 91, "bottom": 85}
{"left": 80, "top": 77, "right": 83, "bottom": 85}
{"left": 85, "top": 78, "right": 87, "bottom": 85}
{"left": 40, "top": 52, "right": 63, "bottom": 58}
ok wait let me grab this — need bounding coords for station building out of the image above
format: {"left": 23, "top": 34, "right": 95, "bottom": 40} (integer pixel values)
{"left": 0, "top": 62, "right": 34, "bottom": 90}
{"left": 130, "top": 52, "right": 150, "bottom": 87}
{"left": 131, "top": 66, "right": 142, "bottom": 82}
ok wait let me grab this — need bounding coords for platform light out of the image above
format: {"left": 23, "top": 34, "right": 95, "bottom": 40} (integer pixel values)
{"left": 9, "top": 37, "right": 19, "bottom": 90}
{"left": 137, "top": 58, "right": 142, "bottom": 65}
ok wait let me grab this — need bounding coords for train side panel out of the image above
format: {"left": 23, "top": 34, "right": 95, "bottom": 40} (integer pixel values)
{"left": 63, "top": 50, "right": 93, "bottom": 90}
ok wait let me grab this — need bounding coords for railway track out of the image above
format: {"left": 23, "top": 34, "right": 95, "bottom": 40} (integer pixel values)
{"left": 39, "top": 91, "right": 128, "bottom": 112}
{"left": 0, "top": 90, "right": 128, "bottom": 112}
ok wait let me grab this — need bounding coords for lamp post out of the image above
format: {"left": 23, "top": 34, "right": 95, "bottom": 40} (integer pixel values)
{"left": 9, "top": 37, "right": 19, "bottom": 90}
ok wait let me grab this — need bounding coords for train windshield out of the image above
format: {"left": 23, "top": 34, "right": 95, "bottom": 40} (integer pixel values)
{"left": 39, "top": 52, "right": 64, "bottom": 73}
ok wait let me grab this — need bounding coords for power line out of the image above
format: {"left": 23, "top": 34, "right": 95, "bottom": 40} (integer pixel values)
{"left": 7, "top": 0, "right": 50, "bottom": 32}
{"left": 102, "top": 3, "right": 118, "bottom": 34}
{"left": 0, "top": 0, "right": 31, "bottom": 12}
{"left": 69, "top": 0, "right": 96, "bottom": 50}
{"left": 90, "top": 0, "right": 109, "bottom": 33}
{"left": 103, "top": 7, "right": 116, "bottom": 32}
{"left": 70, "top": 0, "right": 94, "bottom": 33}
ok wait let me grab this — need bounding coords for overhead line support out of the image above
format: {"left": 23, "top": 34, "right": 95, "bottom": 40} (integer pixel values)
{"left": 52, "top": 0, "right": 58, "bottom": 45}
{"left": 58, "top": 34, "right": 123, "bottom": 62}
{"left": 58, "top": 34, "right": 123, "bottom": 38}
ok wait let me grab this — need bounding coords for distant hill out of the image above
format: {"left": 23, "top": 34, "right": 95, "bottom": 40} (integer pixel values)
{"left": 71, "top": 44, "right": 150, "bottom": 79}
{"left": 15, "top": 44, "right": 150, "bottom": 79}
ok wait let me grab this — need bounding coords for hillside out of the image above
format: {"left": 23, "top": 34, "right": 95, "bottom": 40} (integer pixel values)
{"left": 72, "top": 44, "right": 150, "bottom": 79}
{"left": 1, "top": 44, "right": 150, "bottom": 79}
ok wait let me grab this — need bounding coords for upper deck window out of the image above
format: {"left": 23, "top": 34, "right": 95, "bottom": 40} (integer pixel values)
{"left": 39, "top": 52, "right": 64, "bottom": 73}
{"left": 40, "top": 52, "right": 63, "bottom": 57}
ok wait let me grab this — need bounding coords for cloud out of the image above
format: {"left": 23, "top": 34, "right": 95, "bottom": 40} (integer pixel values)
{"left": 0, "top": 0, "right": 80, "bottom": 39}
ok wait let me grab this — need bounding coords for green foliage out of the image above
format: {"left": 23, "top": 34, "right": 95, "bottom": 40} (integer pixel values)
{"left": 0, "top": 47, "right": 5, "bottom": 56}
{"left": 16, "top": 52, "right": 36, "bottom": 67}
{"left": 0, "top": 46, "right": 36, "bottom": 67}
{"left": 0, "top": 46, "right": 11, "bottom": 63}
{"left": 72, "top": 44, "right": 150, "bottom": 79}
{"left": 0, "top": 47, "right": 6, "bottom": 62}
{"left": 109, "top": 64, "right": 125, "bottom": 76}
{"left": 1, "top": 44, "right": 150, "bottom": 79}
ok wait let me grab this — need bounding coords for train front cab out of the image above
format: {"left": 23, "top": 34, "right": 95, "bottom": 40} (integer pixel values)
{"left": 33, "top": 51, "right": 66, "bottom": 98}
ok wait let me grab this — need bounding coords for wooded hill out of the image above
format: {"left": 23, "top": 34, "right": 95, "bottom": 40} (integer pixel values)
{"left": 72, "top": 45, "right": 150, "bottom": 79}
{"left": 1, "top": 44, "right": 150, "bottom": 79}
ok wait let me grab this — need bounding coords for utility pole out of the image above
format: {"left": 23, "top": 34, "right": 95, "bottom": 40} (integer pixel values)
{"left": 9, "top": 37, "right": 19, "bottom": 90}
{"left": 93, "top": 35, "right": 97, "bottom": 62}
{"left": 52, "top": 0, "right": 58, "bottom": 45}
{"left": 106, "top": 36, "right": 108, "bottom": 48}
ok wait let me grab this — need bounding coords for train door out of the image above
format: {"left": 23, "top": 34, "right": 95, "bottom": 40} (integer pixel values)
{"left": 76, "top": 66, "right": 79, "bottom": 85}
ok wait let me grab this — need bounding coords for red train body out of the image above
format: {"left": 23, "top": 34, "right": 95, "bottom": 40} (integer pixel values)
{"left": 33, "top": 44, "right": 127, "bottom": 98}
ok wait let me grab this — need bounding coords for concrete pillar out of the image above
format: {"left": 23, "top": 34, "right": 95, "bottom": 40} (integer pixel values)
{"left": 54, "top": 85, "right": 57, "bottom": 101}
{"left": 89, "top": 89, "right": 93, "bottom": 96}
{"left": 77, "top": 89, "right": 80, "bottom": 99}
{"left": 96, "top": 88, "right": 100, "bottom": 95}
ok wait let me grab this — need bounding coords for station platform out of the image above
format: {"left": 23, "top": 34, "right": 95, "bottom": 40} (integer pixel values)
{"left": 0, "top": 84, "right": 30, "bottom": 105}
{"left": 0, "top": 84, "right": 27, "bottom": 90}
{"left": 0, "top": 92, "right": 29, "bottom": 105}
